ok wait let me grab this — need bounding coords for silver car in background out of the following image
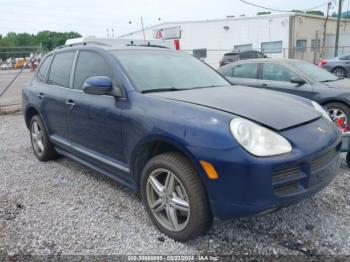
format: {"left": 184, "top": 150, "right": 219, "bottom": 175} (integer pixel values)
{"left": 319, "top": 55, "right": 350, "bottom": 78}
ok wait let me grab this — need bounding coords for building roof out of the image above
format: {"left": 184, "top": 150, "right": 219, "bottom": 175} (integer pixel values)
{"left": 119, "top": 12, "right": 350, "bottom": 38}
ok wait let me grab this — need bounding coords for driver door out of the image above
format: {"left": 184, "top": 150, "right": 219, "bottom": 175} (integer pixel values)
{"left": 66, "top": 50, "right": 127, "bottom": 174}
{"left": 258, "top": 63, "right": 314, "bottom": 99}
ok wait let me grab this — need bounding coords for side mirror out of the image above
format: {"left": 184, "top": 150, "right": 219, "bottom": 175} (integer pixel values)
{"left": 83, "top": 76, "right": 113, "bottom": 95}
{"left": 290, "top": 76, "right": 306, "bottom": 85}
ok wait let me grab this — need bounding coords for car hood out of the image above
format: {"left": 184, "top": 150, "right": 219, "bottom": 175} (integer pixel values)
{"left": 323, "top": 78, "right": 350, "bottom": 89}
{"left": 149, "top": 85, "right": 321, "bottom": 131}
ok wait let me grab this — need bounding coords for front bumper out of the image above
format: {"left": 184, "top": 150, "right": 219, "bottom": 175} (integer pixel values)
{"left": 189, "top": 118, "right": 342, "bottom": 220}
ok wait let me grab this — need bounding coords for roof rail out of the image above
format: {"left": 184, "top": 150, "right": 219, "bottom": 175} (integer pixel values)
{"left": 55, "top": 41, "right": 111, "bottom": 50}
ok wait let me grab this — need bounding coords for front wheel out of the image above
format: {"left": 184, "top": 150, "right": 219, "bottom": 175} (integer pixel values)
{"left": 326, "top": 102, "right": 350, "bottom": 130}
{"left": 141, "top": 152, "right": 212, "bottom": 242}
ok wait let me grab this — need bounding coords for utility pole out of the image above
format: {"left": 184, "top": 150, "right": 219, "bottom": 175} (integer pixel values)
{"left": 335, "top": 0, "right": 343, "bottom": 57}
{"left": 322, "top": 2, "right": 331, "bottom": 58}
{"left": 140, "top": 17, "right": 147, "bottom": 44}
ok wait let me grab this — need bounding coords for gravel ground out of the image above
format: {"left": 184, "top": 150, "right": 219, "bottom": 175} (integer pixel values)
{"left": 0, "top": 113, "right": 349, "bottom": 257}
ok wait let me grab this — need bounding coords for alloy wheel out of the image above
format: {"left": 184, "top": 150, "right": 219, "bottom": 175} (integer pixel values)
{"left": 31, "top": 121, "right": 45, "bottom": 154}
{"left": 333, "top": 68, "right": 346, "bottom": 78}
{"left": 327, "top": 108, "right": 348, "bottom": 128}
{"left": 146, "top": 168, "right": 190, "bottom": 232}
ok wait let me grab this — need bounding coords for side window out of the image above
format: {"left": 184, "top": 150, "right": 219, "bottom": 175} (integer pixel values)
{"left": 47, "top": 52, "right": 75, "bottom": 88}
{"left": 222, "top": 68, "right": 233, "bottom": 77}
{"left": 339, "top": 55, "right": 350, "bottom": 60}
{"left": 37, "top": 55, "right": 52, "bottom": 83}
{"left": 232, "top": 63, "right": 258, "bottom": 79}
{"left": 73, "top": 51, "right": 113, "bottom": 89}
{"left": 262, "top": 63, "right": 297, "bottom": 82}
{"left": 255, "top": 52, "right": 265, "bottom": 58}
{"left": 239, "top": 52, "right": 250, "bottom": 59}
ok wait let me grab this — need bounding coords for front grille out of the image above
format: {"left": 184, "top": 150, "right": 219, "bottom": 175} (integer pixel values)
{"left": 311, "top": 149, "right": 338, "bottom": 172}
{"left": 272, "top": 165, "right": 305, "bottom": 196}
{"left": 273, "top": 182, "right": 300, "bottom": 196}
{"left": 272, "top": 166, "right": 301, "bottom": 184}
{"left": 272, "top": 146, "right": 339, "bottom": 197}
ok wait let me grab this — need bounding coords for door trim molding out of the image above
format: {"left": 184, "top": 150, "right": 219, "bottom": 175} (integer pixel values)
{"left": 50, "top": 135, "right": 130, "bottom": 173}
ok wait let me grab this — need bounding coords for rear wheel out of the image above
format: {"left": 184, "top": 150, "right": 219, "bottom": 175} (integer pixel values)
{"left": 141, "top": 152, "right": 212, "bottom": 242}
{"left": 326, "top": 102, "right": 350, "bottom": 130}
{"left": 346, "top": 153, "right": 350, "bottom": 168}
{"left": 30, "top": 115, "right": 59, "bottom": 161}
{"left": 332, "top": 67, "right": 347, "bottom": 78}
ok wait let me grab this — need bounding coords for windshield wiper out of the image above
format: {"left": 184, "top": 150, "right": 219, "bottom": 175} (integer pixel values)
{"left": 141, "top": 87, "right": 186, "bottom": 93}
{"left": 141, "top": 85, "right": 225, "bottom": 93}
{"left": 321, "top": 78, "right": 341, "bottom": 82}
{"left": 189, "top": 85, "right": 224, "bottom": 89}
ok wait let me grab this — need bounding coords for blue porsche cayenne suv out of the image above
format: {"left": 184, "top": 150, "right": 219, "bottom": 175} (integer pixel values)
{"left": 22, "top": 43, "right": 341, "bottom": 241}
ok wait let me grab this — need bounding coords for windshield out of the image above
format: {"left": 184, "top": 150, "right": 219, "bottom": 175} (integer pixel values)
{"left": 292, "top": 61, "right": 339, "bottom": 82}
{"left": 112, "top": 50, "right": 230, "bottom": 92}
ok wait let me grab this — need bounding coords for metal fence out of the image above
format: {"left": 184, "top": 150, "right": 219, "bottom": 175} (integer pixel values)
{"left": 0, "top": 46, "right": 43, "bottom": 112}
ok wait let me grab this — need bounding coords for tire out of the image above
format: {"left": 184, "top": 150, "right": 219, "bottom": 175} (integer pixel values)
{"left": 29, "top": 115, "right": 59, "bottom": 161}
{"left": 141, "top": 152, "right": 212, "bottom": 242}
{"left": 332, "top": 67, "right": 347, "bottom": 78}
{"left": 346, "top": 153, "right": 350, "bottom": 168}
{"left": 326, "top": 102, "right": 350, "bottom": 129}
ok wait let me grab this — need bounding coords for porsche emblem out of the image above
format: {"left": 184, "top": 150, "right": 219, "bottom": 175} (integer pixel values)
{"left": 317, "top": 127, "right": 326, "bottom": 133}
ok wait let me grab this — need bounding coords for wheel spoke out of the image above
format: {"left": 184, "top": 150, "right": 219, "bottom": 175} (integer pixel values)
{"left": 151, "top": 198, "right": 165, "bottom": 213}
{"left": 32, "top": 133, "right": 39, "bottom": 141}
{"left": 166, "top": 206, "right": 179, "bottom": 230}
{"left": 148, "top": 176, "right": 165, "bottom": 197}
{"left": 164, "top": 172, "right": 175, "bottom": 195}
{"left": 171, "top": 195, "right": 190, "bottom": 212}
{"left": 37, "top": 140, "right": 44, "bottom": 152}
{"left": 33, "top": 122, "right": 40, "bottom": 134}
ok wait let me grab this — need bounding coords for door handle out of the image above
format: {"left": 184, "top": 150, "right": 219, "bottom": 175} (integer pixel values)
{"left": 38, "top": 93, "right": 44, "bottom": 99}
{"left": 65, "top": 99, "right": 75, "bottom": 108}
{"left": 260, "top": 83, "right": 268, "bottom": 88}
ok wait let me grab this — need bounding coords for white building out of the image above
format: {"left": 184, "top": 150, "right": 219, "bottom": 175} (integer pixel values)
{"left": 119, "top": 13, "right": 350, "bottom": 68}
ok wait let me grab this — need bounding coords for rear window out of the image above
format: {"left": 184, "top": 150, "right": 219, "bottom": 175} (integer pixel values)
{"left": 47, "top": 52, "right": 75, "bottom": 88}
{"left": 223, "top": 53, "right": 239, "bottom": 62}
{"left": 232, "top": 63, "right": 258, "bottom": 79}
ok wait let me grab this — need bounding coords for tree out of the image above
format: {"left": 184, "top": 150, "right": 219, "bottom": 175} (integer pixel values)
{"left": 306, "top": 10, "right": 324, "bottom": 16}
{"left": 0, "top": 31, "right": 82, "bottom": 50}
{"left": 257, "top": 12, "right": 271, "bottom": 15}
{"left": 291, "top": 10, "right": 304, "bottom": 13}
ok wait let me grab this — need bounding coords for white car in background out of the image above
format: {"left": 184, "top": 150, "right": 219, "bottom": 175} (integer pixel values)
{"left": 1, "top": 63, "right": 12, "bottom": 70}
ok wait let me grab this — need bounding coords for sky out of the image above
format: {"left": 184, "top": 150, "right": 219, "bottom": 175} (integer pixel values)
{"left": 0, "top": 0, "right": 345, "bottom": 37}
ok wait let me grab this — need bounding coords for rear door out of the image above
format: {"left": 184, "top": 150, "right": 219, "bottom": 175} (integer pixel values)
{"left": 224, "top": 63, "right": 260, "bottom": 87}
{"left": 259, "top": 62, "right": 314, "bottom": 99}
{"left": 40, "top": 51, "right": 76, "bottom": 145}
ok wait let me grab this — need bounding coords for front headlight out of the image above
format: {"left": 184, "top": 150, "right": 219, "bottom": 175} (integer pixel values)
{"left": 311, "top": 101, "right": 332, "bottom": 122}
{"left": 230, "top": 118, "right": 292, "bottom": 157}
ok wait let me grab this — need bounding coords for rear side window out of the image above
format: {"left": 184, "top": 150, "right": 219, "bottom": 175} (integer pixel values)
{"left": 47, "top": 52, "right": 75, "bottom": 87}
{"left": 37, "top": 55, "right": 52, "bottom": 83}
{"left": 73, "top": 51, "right": 112, "bottom": 89}
{"left": 239, "top": 52, "right": 256, "bottom": 59}
{"left": 221, "top": 68, "right": 233, "bottom": 77}
{"left": 232, "top": 63, "right": 258, "bottom": 79}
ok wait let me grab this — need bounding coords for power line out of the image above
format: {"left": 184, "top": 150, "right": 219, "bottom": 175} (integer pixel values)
{"left": 239, "top": 0, "right": 331, "bottom": 13}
